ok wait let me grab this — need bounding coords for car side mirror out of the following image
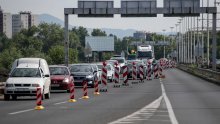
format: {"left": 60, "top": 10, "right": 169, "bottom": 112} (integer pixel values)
{"left": 93, "top": 70, "right": 97, "bottom": 74}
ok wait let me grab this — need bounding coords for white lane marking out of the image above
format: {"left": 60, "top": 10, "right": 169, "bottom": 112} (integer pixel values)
{"left": 54, "top": 101, "right": 68, "bottom": 105}
{"left": 160, "top": 79, "right": 179, "bottom": 124}
{"left": 9, "top": 109, "right": 34, "bottom": 115}
{"left": 113, "top": 122, "right": 133, "bottom": 124}
{"left": 108, "top": 96, "right": 163, "bottom": 124}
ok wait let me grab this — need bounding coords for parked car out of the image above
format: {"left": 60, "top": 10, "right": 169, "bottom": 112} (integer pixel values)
{"left": 69, "top": 64, "right": 97, "bottom": 88}
{"left": 49, "top": 65, "right": 73, "bottom": 92}
{"left": 4, "top": 58, "right": 51, "bottom": 100}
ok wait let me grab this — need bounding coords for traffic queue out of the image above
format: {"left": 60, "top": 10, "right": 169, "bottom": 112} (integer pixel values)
{"left": 3, "top": 56, "right": 176, "bottom": 101}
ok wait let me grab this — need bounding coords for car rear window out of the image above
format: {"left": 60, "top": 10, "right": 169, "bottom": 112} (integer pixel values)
{"left": 70, "top": 65, "right": 93, "bottom": 72}
{"left": 49, "top": 67, "right": 69, "bottom": 75}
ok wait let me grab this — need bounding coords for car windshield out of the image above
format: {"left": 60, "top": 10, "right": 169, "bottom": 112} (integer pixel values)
{"left": 127, "top": 54, "right": 136, "bottom": 60}
{"left": 11, "top": 68, "right": 41, "bottom": 77}
{"left": 97, "top": 65, "right": 102, "bottom": 70}
{"left": 49, "top": 67, "right": 69, "bottom": 75}
{"left": 107, "top": 65, "right": 111, "bottom": 71}
{"left": 137, "top": 51, "right": 152, "bottom": 59}
{"left": 70, "top": 65, "right": 93, "bottom": 72}
{"left": 91, "top": 65, "right": 98, "bottom": 71}
{"left": 107, "top": 61, "right": 116, "bottom": 66}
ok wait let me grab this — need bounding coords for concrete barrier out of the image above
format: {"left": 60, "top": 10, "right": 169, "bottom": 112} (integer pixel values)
{"left": 178, "top": 64, "right": 220, "bottom": 84}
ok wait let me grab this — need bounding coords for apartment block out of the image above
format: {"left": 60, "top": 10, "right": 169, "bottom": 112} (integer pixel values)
{"left": 12, "top": 11, "right": 38, "bottom": 36}
{"left": 0, "top": 6, "right": 12, "bottom": 38}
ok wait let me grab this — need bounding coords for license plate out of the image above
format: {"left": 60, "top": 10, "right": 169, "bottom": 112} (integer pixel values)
{"left": 16, "top": 88, "right": 29, "bottom": 91}
{"left": 51, "top": 84, "right": 60, "bottom": 87}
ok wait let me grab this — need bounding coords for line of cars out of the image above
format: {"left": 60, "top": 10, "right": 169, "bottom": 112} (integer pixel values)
{"left": 3, "top": 58, "right": 116, "bottom": 100}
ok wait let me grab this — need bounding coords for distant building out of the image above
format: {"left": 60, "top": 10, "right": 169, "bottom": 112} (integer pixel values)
{"left": 12, "top": 11, "right": 39, "bottom": 36}
{"left": 0, "top": 6, "right": 12, "bottom": 38}
{"left": 133, "top": 31, "right": 146, "bottom": 40}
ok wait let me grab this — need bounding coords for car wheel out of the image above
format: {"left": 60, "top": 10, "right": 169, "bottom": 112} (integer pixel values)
{"left": 45, "top": 88, "right": 50, "bottom": 99}
{"left": 111, "top": 75, "right": 114, "bottom": 82}
{"left": 42, "top": 89, "right": 45, "bottom": 100}
{"left": 67, "top": 89, "right": 70, "bottom": 93}
{"left": 91, "top": 83, "right": 95, "bottom": 88}
{"left": 4, "top": 94, "right": 10, "bottom": 101}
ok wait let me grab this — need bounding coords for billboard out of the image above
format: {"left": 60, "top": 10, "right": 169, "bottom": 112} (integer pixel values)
{"left": 85, "top": 36, "right": 114, "bottom": 52}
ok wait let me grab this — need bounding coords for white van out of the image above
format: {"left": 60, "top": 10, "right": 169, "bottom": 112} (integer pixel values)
{"left": 4, "top": 58, "right": 51, "bottom": 100}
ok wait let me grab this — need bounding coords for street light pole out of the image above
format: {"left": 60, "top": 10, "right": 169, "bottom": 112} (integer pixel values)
{"left": 170, "top": 27, "right": 174, "bottom": 60}
{"left": 179, "top": 18, "right": 182, "bottom": 63}
{"left": 190, "top": 17, "right": 193, "bottom": 64}
{"left": 184, "top": 17, "right": 187, "bottom": 63}
{"left": 193, "top": 17, "right": 196, "bottom": 64}
{"left": 207, "top": 0, "right": 210, "bottom": 67}
{"left": 187, "top": 17, "right": 190, "bottom": 63}
{"left": 201, "top": 0, "right": 204, "bottom": 63}
{"left": 175, "top": 24, "right": 179, "bottom": 63}
{"left": 181, "top": 18, "right": 184, "bottom": 63}
{"left": 197, "top": 16, "right": 199, "bottom": 65}
{"left": 163, "top": 29, "right": 166, "bottom": 58}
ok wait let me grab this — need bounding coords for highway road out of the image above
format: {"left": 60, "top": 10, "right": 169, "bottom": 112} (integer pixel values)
{"left": 1, "top": 68, "right": 220, "bottom": 124}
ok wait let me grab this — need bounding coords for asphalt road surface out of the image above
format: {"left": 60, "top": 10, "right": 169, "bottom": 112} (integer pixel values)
{"left": 0, "top": 68, "right": 220, "bottom": 124}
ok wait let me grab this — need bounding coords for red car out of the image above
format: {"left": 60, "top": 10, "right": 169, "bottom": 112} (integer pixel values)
{"left": 49, "top": 65, "right": 73, "bottom": 92}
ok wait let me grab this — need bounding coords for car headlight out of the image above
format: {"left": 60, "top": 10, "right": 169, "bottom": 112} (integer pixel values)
{"left": 63, "top": 78, "right": 69, "bottom": 83}
{"left": 6, "top": 84, "right": 14, "bottom": 87}
{"left": 32, "top": 84, "right": 40, "bottom": 87}
{"left": 86, "top": 75, "right": 93, "bottom": 79}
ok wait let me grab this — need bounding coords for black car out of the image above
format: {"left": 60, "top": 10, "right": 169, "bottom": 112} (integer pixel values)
{"left": 69, "top": 64, "right": 97, "bottom": 88}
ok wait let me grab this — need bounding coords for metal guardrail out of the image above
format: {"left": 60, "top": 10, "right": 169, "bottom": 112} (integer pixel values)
{"left": 178, "top": 64, "right": 220, "bottom": 84}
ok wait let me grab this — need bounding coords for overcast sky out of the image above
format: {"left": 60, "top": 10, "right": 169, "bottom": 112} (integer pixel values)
{"left": 0, "top": 0, "right": 219, "bottom": 33}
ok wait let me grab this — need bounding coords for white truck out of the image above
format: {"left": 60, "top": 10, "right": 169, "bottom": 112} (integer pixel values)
{"left": 137, "top": 45, "right": 155, "bottom": 62}
{"left": 4, "top": 58, "right": 51, "bottom": 100}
